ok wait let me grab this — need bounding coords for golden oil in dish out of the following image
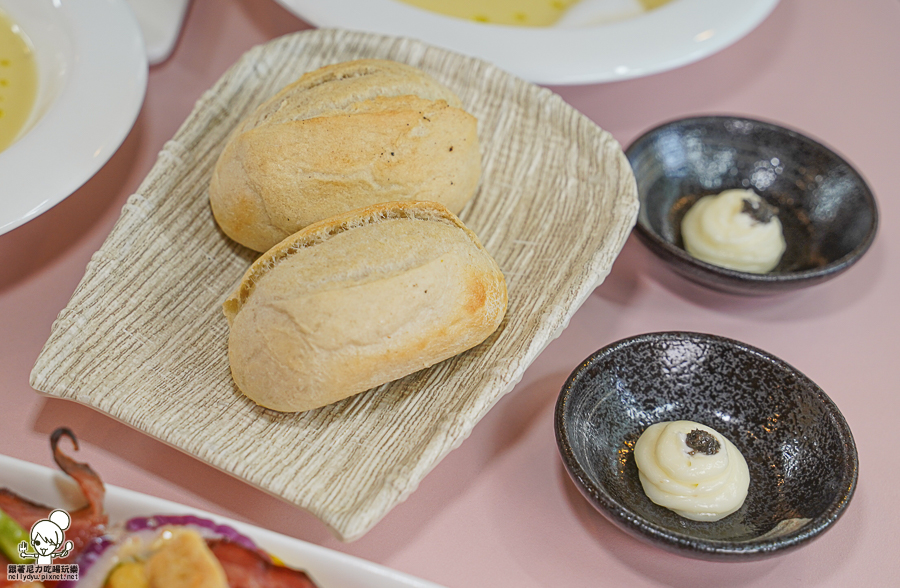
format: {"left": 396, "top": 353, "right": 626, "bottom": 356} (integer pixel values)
{"left": 0, "top": 9, "right": 38, "bottom": 153}
{"left": 396, "top": 0, "right": 580, "bottom": 27}
{"left": 396, "top": 0, "right": 672, "bottom": 26}
{"left": 639, "top": 0, "right": 672, "bottom": 9}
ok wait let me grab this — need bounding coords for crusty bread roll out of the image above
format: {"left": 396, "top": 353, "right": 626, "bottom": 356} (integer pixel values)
{"left": 210, "top": 59, "right": 482, "bottom": 252}
{"left": 224, "top": 201, "right": 507, "bottom": 412}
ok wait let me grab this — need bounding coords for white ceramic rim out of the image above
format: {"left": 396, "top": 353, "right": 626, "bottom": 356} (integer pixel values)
{"left": 272, "top": 0, "right": 780, "bottom": 85}
{"left": 124, "top": 0, "right": 192, "bottom": 65}
{"left": 0, "top": 0, "right": 147, "bottom": 236}
{"left": 0, "top": 453, "right": 442, "bottom": 588}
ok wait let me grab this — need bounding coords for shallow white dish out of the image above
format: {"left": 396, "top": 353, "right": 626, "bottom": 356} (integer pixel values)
{"left": 0, "top": 453, "right": 442, "bottom": 588}
{"left": 0, "top": 0, "right": 147, "bottom": 236}
{"left": 273, "top": 0, "right": 780, "bottom": 85}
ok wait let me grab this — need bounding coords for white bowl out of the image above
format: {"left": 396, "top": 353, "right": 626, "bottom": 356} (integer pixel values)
{"left": 273, "top": 0, "right": 780, "bottom": 85}
{"left": 0, "top": 0, "right": 147, "bottom": 236}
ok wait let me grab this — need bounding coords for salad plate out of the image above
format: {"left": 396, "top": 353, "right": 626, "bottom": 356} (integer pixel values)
{"left": 272, "top": 0, "right": 780, "bottom": 85}
{"left": 0, "top": 453, "right": 442, "bottom": 587}
{"left": 30, "top": 28, "right": 638, "bottom": 541}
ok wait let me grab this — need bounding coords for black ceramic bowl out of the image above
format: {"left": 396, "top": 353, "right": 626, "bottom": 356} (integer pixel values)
{"left": 626, "top": 116, "right": 878, "bottom": 295}
{"left": 554, "top": 332, "right": 858, "bottom": 561}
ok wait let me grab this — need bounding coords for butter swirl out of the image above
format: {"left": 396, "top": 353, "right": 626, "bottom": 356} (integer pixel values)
{"left": 634, "top": 421, "right": 749, "bottom": 521}
{"left": 681, "top": 189, "right": 786, "bottom": 273}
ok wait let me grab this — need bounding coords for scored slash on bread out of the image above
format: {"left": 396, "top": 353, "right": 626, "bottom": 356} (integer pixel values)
{"left": 224, "top": 201, "right": 507, "bottom": 413}
{"left": 231, "top": 59, "right": 465, "bottom": 131}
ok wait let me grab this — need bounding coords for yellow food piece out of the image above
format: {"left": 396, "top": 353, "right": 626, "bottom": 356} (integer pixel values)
{"left": 104, "top": 529, "right": 228, "bottom": 588}
{"left": 106, "top": 562, "right": 149, "bottom": 588}
{"left": 145, "top": 530, "right": 228, "bottom": 588}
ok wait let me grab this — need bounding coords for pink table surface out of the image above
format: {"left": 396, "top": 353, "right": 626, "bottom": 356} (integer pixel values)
{"left": 1, "top": 0, "right": 898, "bottom": 585}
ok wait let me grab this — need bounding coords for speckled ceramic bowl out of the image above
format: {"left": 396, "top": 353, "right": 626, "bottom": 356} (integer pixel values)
{"left": 554, "top": 332, "right": 858, "bottom": 561}
{"left": 626, "top": 116, "right": 878, "bottom": 295}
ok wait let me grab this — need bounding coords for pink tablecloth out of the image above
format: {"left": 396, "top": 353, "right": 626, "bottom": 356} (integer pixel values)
{"left": 1, "top": 0, "right": 898, "bottom": 585}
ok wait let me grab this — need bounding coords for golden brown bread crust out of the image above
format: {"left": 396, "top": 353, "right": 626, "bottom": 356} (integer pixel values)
{"left": 209, "top": 59, "right": 482, "bottom": 252}
{"left": 224, "top": 201, "right": 507, "bottom": 412}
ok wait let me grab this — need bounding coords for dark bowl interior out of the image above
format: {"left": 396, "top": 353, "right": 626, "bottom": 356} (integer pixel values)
{"left": 626, "top": 116, "right": 878, "bottom": 295}
{"left": 554, "top": 332, "right": 858, "bottom": 561}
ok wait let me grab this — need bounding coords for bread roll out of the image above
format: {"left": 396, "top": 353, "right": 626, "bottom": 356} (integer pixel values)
{"left": 224, "top": 201, "right": 507, "bottom": 412}
{"left": 210, "top": 59, "right": 482, "bottom": 252}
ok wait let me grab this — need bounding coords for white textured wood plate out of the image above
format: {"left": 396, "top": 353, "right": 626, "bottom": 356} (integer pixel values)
{"left": 30, "top": 29, "right": 638, "bottom": 541}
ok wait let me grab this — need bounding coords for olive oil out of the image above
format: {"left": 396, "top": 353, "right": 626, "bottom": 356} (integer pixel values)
{"left": 0, "top": 9, "right": 38, "bottom": 153}
{"left": 639, "top": 0, "right": 672, "bottom": 9}
{"left": 396, "top": 0, "right": 672, "bottom": 27}
{"left": 397, "top": 0, "right": 580, "bottom": 27}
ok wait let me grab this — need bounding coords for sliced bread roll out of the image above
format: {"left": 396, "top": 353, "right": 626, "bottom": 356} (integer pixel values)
{"left": 210, "top": 59, "right": 482, "bottom": 252}
{"left": 224, "top": 201, "right": 507, "bottom": 412}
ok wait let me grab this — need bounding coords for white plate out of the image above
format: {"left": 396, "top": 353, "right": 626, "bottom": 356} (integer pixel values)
{"left": 0, "top": 0, "right": 147, "bottom": 236}
{"left": 0, "top": 453, "right": 443, "bottom": 588}
{"left": 273, "top": 0, "right": 779, "bottom": 85}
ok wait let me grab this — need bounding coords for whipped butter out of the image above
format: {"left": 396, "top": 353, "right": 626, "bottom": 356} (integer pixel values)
{"left": 634, "top": 420, "right": 749, "bottom": 521}
{"left": 681, "top": 189, "right": 786, "bottom": 273}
